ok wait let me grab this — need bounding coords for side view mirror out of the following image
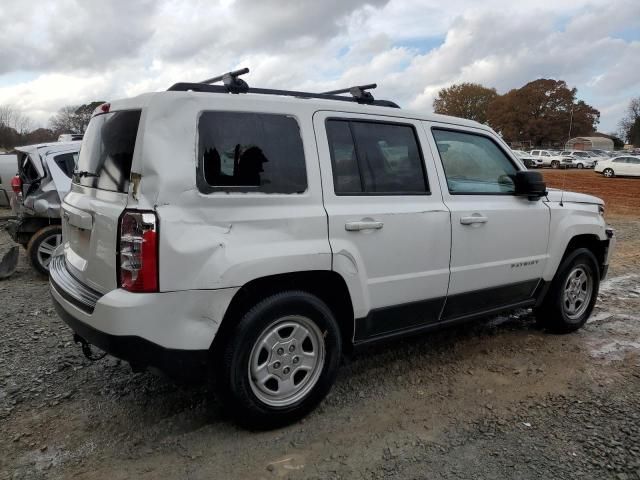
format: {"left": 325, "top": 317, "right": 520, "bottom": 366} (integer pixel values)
{"left": 514, "top": 170, "right": 547, "bottom": 200}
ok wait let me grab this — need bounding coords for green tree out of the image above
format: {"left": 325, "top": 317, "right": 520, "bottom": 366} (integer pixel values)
{"left": 487, "top": 79, "right": 599, "bottom": 146}
{"left": 433, "top": 83, "right": 498, "bottom": 124}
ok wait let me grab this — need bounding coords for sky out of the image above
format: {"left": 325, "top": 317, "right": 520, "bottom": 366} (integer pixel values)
{"left": 0, "top": 0, "right": 638, "bottom": 134}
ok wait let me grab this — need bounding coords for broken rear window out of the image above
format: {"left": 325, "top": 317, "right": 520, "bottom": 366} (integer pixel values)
{"left": 74, "top": 110, "right": 141, "bottom": 193}
{"left": 197, "top": 112, "right": 307, "bottom": 194}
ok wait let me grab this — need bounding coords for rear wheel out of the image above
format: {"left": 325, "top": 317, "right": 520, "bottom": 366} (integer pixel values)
{"left": 603, "top": 168, "right": 614, "bottom": 178}
{"left": 216, "top": 291, "right": 342, "bottom": 429}
{"left": 26, "top": 225, "right": 62, "bottom": 275}
{"left": 535, "top": 248, "right": 599, "bottom": 333}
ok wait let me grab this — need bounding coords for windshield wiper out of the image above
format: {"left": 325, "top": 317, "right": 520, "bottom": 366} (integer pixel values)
{"left": 74, "top": 170, "right": 99, "bottom": 178}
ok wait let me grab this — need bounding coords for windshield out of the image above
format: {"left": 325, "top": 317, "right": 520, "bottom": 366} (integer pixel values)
{"left": 74, "top": 110, "right": 141, "bottom": 193}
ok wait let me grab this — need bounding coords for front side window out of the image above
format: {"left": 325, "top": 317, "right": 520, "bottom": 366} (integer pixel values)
{"left": 432, "top": 128, "right": 518, "bottom": 194}
{"left": 198, "top": 112, "right": 307, "bottom": 194}
{"left": 326, "top": 119, "right": 428, "bottom": 195}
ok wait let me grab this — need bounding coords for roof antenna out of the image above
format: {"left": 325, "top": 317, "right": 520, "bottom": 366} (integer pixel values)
{"left": 199, "top": 67, "right": 250, "bottom": 94}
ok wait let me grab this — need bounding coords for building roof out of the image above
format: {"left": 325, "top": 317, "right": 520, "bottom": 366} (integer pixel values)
{"left": 566, "top": 136, "right": 614, "bottom": 150}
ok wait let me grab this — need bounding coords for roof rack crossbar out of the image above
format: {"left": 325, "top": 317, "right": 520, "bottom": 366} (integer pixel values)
{"left": 198, "top": 67, "right": 250, "bottom": 94}
{"left": 322, "top": 83, "right": 377, "bottom": 103}
{"left": 167, "top": 82, "right": 400, "bottom": 108}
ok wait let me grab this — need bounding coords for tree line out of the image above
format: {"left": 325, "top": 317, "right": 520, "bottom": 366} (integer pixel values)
{"left": 0, "top": 101, "right": 104, "bottom": 151}
{"left": 2, "top": 83, "right": 639, "bottom": 151}
{"left": 434, "top": 79, "right": 637, "bottom": 148}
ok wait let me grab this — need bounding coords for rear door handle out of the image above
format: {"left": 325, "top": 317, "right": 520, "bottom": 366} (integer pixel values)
{"left": 460, "top": 216, "right": 488, "bottom": 225}
{"left": 345, "top": 221, "right": 384, "bottom": 231}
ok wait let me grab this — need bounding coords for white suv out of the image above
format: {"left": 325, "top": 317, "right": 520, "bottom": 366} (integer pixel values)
{"left": 529, "top": 149, "right": 572, "bottom": 168}
{"left": 49, "top": 70, "right": 615, "bottom": 428}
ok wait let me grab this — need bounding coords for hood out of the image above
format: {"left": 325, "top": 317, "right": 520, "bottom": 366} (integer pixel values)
{"left": 545, "top": 188, "right": 603, "bottom": 205}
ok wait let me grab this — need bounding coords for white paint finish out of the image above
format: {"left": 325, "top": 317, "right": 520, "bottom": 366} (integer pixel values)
{"left": 50, "top": 283, "right": 238, "bottom": 350}
{"left": 62, "top": 186, "right": 128, "bottom": 293}
{"left": 422, "top": 121, "right": 550, "bottom": 295}
{"left": 542, "top": 200, "right": 608, "bottom": 281}
{"left": 52, "top": 88, "right": 617, "bottom": 352}
{"left": 132, "top": 94, "right": 332, "bottom": 292}
{"left": 313, "top": 111, "right": 451, "bottom": 317}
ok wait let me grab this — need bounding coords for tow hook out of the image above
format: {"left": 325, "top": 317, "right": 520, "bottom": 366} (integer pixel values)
{"left": 73, "top": 334, "right": 107, "bottom": 361}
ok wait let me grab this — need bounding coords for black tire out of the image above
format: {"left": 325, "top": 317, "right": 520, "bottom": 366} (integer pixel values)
{"left": 577, "top": 163, "right": 584, "bottom": 169}
{"left": 535, "top": 248, "right": 600, "bottom": 334}
{"left": 26, "top": 225, "right": 62, "bottom": 276}
{"left": 551, "top": 160, "right": 559, "bottom": 169}
{"left": 216, "top": 291, "right": 342, "bottom": 429}
{"left": 603, "top": 168, "right": 614, "bottom": 178}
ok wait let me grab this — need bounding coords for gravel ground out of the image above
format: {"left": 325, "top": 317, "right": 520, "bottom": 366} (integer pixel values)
{"left": 1, "top": 208, "right": 639, "bottom": 480}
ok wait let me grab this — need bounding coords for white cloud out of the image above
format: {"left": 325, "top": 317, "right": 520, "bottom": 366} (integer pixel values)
{"left": 0, "top": 0, "right": 638, "bottom": 133}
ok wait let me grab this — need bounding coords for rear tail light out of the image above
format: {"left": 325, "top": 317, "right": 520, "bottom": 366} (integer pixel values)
{"left": 10, "top": 175, "right": 22, "bottom": 194}
{"left": 118, "top": 210, "right": 158, "bottom": 293}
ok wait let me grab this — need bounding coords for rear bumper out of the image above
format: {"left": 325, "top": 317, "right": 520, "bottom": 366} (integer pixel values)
{"left": 49, "top": 253, "right": 239, "bottom": 379}
{"left": 51, "top": 294, "right": 209, "bottom": 381}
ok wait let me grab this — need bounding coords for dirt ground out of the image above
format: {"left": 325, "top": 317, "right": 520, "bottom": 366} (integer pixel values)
{"left": 1, "top": 170, "right": 639, "bottom": 479}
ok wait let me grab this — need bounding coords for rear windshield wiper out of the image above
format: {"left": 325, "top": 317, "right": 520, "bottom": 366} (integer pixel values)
{"left": 74, "top": 170, "right": 99, "bottom": 178}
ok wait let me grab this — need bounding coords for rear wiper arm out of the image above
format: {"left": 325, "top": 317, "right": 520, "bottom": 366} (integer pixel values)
{"left": 74, "top": 170, "right": 99, "bottom": 178}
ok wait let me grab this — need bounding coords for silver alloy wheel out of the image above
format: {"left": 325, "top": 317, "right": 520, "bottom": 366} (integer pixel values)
{"left": 562, "top": 266, "right": 593, "bottom": 321}
{"left": 248, "top": 315, "right": 325, "bottom": 407}
{"left": 37, "top": 233, "right": 62, "bottom": 271}
{"left": 603, "top": 168, "right": 614, "bottom": 178}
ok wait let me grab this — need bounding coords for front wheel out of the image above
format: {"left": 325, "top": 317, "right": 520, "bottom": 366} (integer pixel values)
{"left": 535, "top": 248, "right": 599, "bottom": 333}
{"left": 603, "top": 168, "right": 614, "bottom": 178}
{"left": 577, "top": 163, "right": 584, "bottom": 169}
{"left": 216, "top": 291, "right": 342, "bottom": 429}
{"left": 551, "top": 160, "right": 560, "bottom": 169}
{"left": 26, "top": 225, "right": 62, "bottom": 275}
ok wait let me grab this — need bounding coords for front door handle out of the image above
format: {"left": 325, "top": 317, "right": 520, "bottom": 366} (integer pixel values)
{"left": 460, "top": 216, "right": 488, "bottom": 225}
{"left": 345, "top": 221, "right": 384, "bottom": 231}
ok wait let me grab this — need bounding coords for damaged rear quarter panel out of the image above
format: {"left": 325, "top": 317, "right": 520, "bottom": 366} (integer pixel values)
{"left": 133, "top": 93, "right": 332, "bottom": 292}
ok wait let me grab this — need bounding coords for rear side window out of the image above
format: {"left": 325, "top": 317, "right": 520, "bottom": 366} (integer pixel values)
{"left": 75, "top": 110, "right": 141, "bottom": 193}
{"left": 326, "top": 119, "right": 428, "bottom": 195}
{"left": 198, "top": 112, "right": 307, "bottom": 194}
{"left": 53, "top": 153, "right": 76, "bottom": 178}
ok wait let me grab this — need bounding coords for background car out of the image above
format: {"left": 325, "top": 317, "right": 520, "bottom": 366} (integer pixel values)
{"left": 4, "top": 141, "right": 80, "bottom": 274}
{"left": 0, "top": 153, "right": 18, "bottom": 208}
{"left": 560, "top": 150, "right": 596, "bottom": 169}
{"left": 529, "top": 149, "right": 572, "bottom": 168}
{"left": 512, "top": 149, "right": 540, "bottom": 168}
{"left": 595, "top": 155, "right": 640, "bottom": 178}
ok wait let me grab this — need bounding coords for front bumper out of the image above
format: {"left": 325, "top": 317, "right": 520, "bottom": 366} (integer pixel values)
{"left": 49, "top": 254, "right": 239, "bottom": 380}
{"left": 602, "top": 227, "right": 616, "bottom": 280}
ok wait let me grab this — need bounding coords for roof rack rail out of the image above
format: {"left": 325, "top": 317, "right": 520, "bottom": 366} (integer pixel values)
{"left": 167, "top": 68, "right": 399, "bottom": 108}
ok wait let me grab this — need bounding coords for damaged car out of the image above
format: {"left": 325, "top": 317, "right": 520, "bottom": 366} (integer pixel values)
{"left": 5, "top": 141, "right": 80, "bottom": 274}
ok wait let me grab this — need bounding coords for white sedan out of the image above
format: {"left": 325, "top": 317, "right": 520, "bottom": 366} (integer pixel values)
{"left": 595, "top": 155, "right": 640, "bottom": 178}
